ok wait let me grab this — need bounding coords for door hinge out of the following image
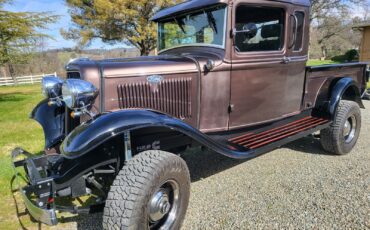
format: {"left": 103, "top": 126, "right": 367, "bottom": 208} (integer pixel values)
{"left": 228, "top": 104, "right": 235, "bottom": 113}
{"left": 230, "top": 29, "right": 234, "bottom": 38}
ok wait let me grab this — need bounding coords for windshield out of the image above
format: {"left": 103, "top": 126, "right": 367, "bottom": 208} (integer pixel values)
{"left": 158, "top": 5, "right": 227, "bottom": 51}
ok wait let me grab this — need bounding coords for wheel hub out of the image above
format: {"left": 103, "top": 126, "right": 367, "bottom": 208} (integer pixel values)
{"left": 343, "top": 120, "right": 351, "bottom": 136}
{"left": 147, "top": 179, "right": 180, "bottom": 228}
{"left": 343, "top": 115, "right": 357, "bottom": 143}
{"left": 149, "top": 189, "right": 171, "bottom": 222}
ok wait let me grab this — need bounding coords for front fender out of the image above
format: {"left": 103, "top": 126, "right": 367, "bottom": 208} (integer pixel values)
{"left": 60, "top": 110, "right": 259, "bottom": 160}
{"left": 31, "top": 99, "right": 65, "bottom": 149}
{"left": 329, "top": 78, "right": 364, "bottom": 118}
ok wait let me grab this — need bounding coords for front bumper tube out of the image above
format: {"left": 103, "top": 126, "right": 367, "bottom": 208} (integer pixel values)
{"left": 11, "top": 148, "right": 58, "bottom": 226}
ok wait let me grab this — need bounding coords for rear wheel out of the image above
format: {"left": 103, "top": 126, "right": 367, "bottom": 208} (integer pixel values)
{"left": 103, "top": 150, "right": 190, "bottom": 230}
{"left": 320, "top": 100, "right": 361, "bottom": 155}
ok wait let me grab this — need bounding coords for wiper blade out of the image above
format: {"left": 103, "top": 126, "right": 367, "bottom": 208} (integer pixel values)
{"left": 206, "top": 11, "right": 218, "bottom": 34}
{"left": 174, "top": 17, "right": 186, "bottom": 34}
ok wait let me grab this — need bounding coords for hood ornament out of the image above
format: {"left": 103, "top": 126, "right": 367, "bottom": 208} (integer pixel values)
{"left": 147, "top": 75, "right": 164, "bottom": 93}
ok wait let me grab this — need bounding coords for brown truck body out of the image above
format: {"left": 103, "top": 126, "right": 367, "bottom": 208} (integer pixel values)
{"left": 67, "top": 2, "right": 367, "bottom": 132}
{"left": 57, "top": 0, "right": 368, "bottom": 160}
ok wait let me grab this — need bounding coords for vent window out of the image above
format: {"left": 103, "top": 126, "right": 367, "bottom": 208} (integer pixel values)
{"left": 293, "top": 11, "right": 305, "bottom": 51}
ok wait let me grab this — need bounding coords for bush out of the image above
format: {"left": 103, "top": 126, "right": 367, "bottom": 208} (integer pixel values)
{"left": 345, "top": 49, "right": 359, "bottom": 62}
{"left": 331, "top": 55, "right": 346, "bottom": 62}
{"left": 331, "top": 49, "right": 359, "bottom": 62}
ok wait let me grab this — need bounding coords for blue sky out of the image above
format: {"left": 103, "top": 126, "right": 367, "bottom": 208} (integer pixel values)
{"left": 4, "top": 0, "right": 369, "bottom": 50}
{"left": 4, "top": 0, "right": 127, "bottom": 50}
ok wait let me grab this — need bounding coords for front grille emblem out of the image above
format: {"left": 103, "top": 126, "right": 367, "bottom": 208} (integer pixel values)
{"left": 147, "top": 75, "right": 164, "bottom": 93}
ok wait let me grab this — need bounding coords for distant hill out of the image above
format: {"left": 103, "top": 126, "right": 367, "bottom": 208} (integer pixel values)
{"left": 0, "top": 47, "right": 140, "bottom": 78}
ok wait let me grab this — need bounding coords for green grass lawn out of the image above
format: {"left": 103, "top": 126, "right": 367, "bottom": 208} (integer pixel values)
{"left": 307, "top": 59, "right": 341, "bottom": 66}
{"left": 0, "top": 84, "right": 45, "bottom": 229}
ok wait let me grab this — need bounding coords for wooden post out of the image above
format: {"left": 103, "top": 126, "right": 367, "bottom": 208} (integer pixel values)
{"left": 360, "top": 27, "right": 370, "bottom": 62}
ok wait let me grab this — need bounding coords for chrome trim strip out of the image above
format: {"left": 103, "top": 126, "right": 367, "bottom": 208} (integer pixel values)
{"left": 159, "top": 44, "right": 225, "bottom": 54}
{"left": 104, "top": 69, "right": 198, "bottom": 78}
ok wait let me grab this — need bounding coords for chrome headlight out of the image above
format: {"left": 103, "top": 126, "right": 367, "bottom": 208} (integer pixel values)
{"left": 42, "top": 76, "right": 63, "bottom": 98}
{"left": 62, "top": 79, "right": 99, "bottom": 109}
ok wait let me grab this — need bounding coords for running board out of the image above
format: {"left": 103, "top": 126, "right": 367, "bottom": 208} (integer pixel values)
{"left": 228, "top": 116, "right": 331, "bottom": 153}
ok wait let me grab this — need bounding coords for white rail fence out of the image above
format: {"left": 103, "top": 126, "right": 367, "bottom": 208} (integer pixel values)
{"left": 0, "top": 73, "right": 57, "bottom": 86}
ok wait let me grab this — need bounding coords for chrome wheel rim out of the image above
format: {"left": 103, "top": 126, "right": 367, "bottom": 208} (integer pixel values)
{"left": 343, "top": 115, "right": 357, "bottom": 143}
{"left": 148, "top": 179, "right": 180, "bottom": 229}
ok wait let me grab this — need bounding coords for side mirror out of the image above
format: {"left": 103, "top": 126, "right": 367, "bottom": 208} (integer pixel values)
{"left": 204, "top": 59, "right": 215, "bottom": 72}
{"left": 232, "top": 23, "right": 258, "bottom": 52}
{"left": 233, "top": 23, "right": 258, "bottom": 40}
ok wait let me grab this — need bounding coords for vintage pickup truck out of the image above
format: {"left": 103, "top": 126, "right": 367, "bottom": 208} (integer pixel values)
{"left": 11, "top": 0, "right": 369, "bottom": 229}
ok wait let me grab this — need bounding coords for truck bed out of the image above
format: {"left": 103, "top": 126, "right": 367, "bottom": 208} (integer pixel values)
{"left": 303, "top": 62, "right": 368, "bottom": 109}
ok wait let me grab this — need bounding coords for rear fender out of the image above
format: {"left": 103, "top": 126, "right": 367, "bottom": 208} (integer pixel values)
{"left": 329, "top": 77, "right": 364, "bottom": 119}
{"left": 60, "top": 110, "right": 258, "bottom": 160}
{"left": 31, "top": 99, "right": 65, "bottom": 149}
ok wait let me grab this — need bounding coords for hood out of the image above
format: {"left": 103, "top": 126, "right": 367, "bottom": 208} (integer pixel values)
{"left": 66, "top": 48, "right": 224, "bottom": 78}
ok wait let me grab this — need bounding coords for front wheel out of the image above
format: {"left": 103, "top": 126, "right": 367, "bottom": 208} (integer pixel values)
{"left": 103, "top": 150, "right": 190, "bottom": 230}
{"left": 320, "top": 100, "right": 361, "bottom": 155}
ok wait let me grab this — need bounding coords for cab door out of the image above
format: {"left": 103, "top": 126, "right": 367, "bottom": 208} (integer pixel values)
{"left": 229, "top": 1, "right": 305, "bottom": 129}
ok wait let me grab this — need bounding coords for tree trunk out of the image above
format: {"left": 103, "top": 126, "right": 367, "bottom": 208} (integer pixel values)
{"left": 0, "top": 66, "right": 8, "bottom": 78}
{"left": 139, "top": 42, "right": 151, "bottom": 56}
{"left": 7, "top": 63, "right": 18, "bottom": 84}
{"left": 320, "top": 45, "right": 327, "bottom": 60}
{"left": 140, "top": 47, "right": 150, "bottom": 56}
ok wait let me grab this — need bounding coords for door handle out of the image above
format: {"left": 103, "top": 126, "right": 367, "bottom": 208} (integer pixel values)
{"left": 282, "top": 56, "right": 291, "bottom": 64}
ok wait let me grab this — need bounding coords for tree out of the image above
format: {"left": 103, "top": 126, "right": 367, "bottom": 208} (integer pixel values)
{"left": 0, "top": 2, "right": 58, "bottom": 78}
{"left": 309, "top": 0, "right": 367, "bottom": 59}
{"left": 63, "top": 0, "right": 181, "bottom": 56}
{"left": 310, "top": 0, "right": 369, "bottom": 22}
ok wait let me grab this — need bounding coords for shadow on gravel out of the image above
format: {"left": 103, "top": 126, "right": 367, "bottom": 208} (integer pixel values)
{"left": 11, "top": 136, "right": 334, "bottom": 230}
{"left": 59, "top": 213, "right": 103, "bottom": 230}
{"left": 182, "top": 135, "right": 334, "bottom": 183}
{"left": 283, "top": 135, "right": 336, "bottom": 156}
{"left": 182, "top": 147, "right": 248, "bottom": 182}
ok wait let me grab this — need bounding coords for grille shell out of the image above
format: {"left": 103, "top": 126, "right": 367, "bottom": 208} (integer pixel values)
{"left": 117, "top": 77, "right": 192, "bottom": 119}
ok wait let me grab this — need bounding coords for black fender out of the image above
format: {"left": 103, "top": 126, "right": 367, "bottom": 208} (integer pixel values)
{"left": 31, "top": 99, "right": 65, "bottom": 149}
{"left": 60, "top": 110, "right": 259, "bottom": 160}
{"left": 329, "top": 77, "right": 365, "bottom": 119}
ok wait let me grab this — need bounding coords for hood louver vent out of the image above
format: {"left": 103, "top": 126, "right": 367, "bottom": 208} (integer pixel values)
{"left": 117, "top": 78, "right": 192, "bottom": 119}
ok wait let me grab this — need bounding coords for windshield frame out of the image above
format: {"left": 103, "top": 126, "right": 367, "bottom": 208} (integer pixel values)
{"left": 157, "top": 4, "right": 228, "bottom": 54}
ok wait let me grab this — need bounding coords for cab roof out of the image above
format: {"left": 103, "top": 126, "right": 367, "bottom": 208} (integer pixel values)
{"left": 152, "top": 0, "right": 311, "bottom": 22}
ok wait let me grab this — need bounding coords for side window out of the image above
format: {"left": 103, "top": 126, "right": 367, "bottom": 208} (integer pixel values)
{"left": 293, "top": 11, "right": 305, "bottom": 51}
{"left": 235, "top": 6, "right": 285, "bottom": 52}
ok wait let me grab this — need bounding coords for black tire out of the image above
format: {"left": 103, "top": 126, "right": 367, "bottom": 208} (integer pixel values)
{"left": 364, "top": 91, "right": 370, "bottom": 100}
{"left": 320, "top": 100, "right": 361, "bottom": 155}
{"left": 103, "top": 150, "right": 190, "bottom": 230}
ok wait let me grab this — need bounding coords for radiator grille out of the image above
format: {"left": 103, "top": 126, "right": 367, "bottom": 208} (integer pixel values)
{"left": 117, "top": 78, "right": 192, "bottom": 118}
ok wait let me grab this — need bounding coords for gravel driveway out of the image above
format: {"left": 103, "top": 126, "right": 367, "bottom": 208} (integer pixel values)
{"left": 57, "top": 100, "right": 370, "bottom": 229}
